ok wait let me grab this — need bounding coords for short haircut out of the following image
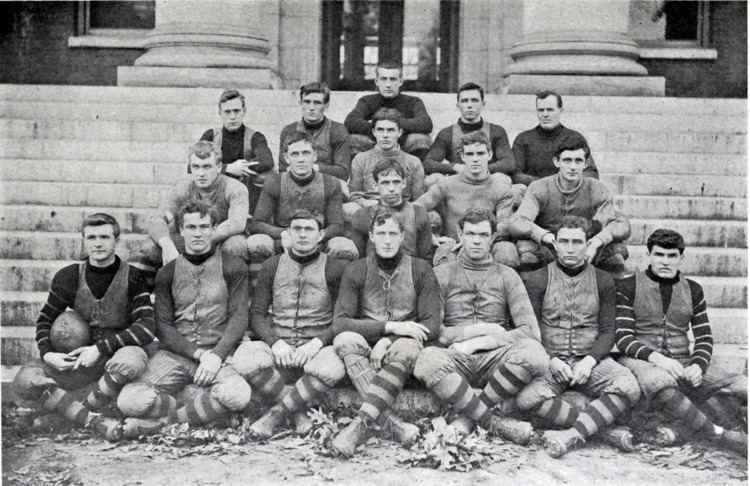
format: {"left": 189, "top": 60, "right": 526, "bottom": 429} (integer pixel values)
{"left": 299, "top": 82, "right": 331, "bottom": 104}
{"left": 81, "top": 213, "right": 120, "bottom": 238}
{"left": 536, "top": 90, "right": 563, "bottom": 108}
{"left": 289, "top": 209, "right": 323, "bottom": 230}
{"left": 554, "top": 137, "right": 590, "bottom": 159}
{"left": 647, "top": 228, "right": 686, "bottom": 254}
{"left": 457, "top": 82, "right": 485, "bottom": 101}
{"left": 218, "top": 89, "right": 246, "bottom": 109}
{"left": 458, "top": 207, "right": 496, "bottom": 231}
{"left": 368, "top": 206, "right": 405, "bottom": 233}
{"left": 376, "top": 60, "right": 402, "bottom": 77}
{"left": 371, "top": 107, "right": 401, "bottom": 130}
{"left": 460, "top": 130, "right": 492, "bottom": 152}
{"left": 556, "top": 215, "right": 592, "bottom": 239}
{"left": 282, "top": 131, "right": 315, "bottom": 153}
{"left": 189, "top": 140, "right": 220, "bottom": 163}
{"left": 372, "top": 159, "right": 405, "bottom": 183}
{"left": 177, "top": 199, "right": 220, "bottom": 228}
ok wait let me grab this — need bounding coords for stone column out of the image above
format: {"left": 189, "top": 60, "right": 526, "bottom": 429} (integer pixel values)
{"left": 502, "top": 0, "right": 664, "bottom": 96}
{"left": 118, "top": 0, "right": 277, "bottom": 88}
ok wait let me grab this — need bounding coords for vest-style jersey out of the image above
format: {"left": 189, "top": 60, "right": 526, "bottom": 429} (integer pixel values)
{"left": 361, "top": 255, "right": 416, "bottom": 322}
{"left": 278, "top": 171, "right": 327, "bottom": 228}
{"left": 296, "top": 119, "right": 333, "bottom": 165}
{"left": 74, "top": 261, "right": 131, "bottom": 343}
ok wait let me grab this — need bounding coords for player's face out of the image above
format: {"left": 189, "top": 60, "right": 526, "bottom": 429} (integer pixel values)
{"left": 189, "top": 153, "right": 221, "bottom": 188}
{"left": 373, "top": 120, "right": 402, "bottom": 151}
{"left": 219, "top": 97, "right": 246, "bottom": 131}
{"left": 300, "top": 92, "right": 328, "bottom": 124}
{"left": 369, "top": 219, "right": 404, "bottom": 259}
{"left": 374, "top": 68, "right": 403, "bottom": 99}
{"left": 180, "top": 213, "right": 215, "bottom": 255}
{"left": 284, "top": 140, "right": 317, "bottom": 179}
{"left": 648, "top": 245, "right": 683, "bottom": 279}
{"left": 457, "top": 89, "right": 484, "bottom": 123}
{"left": 376, "top": 171, "right": 406, "bottom": 206}
{"left": 553, "top": 148, "right": 586, "bottom": 185}
{"left": 460, "top": 142, "right": 491, "bottom": 176}
{"left": 458, "top": 220, "right": 493, "bottom": 261}
{"left": 289, "top": 219, "right": 324, "bottom": 255}
{"left": 536, "top": 95, "right": 562, "bottom": 130}
{"left": 82, "top": 224, "right": 118, "bottom": 266}
{"left": 554, "top": 227, "right": 588, "bottom": 268}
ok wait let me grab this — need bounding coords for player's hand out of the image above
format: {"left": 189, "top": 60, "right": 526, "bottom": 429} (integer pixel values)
{"left": 68, "top": 345, "right": 101, "bottom": 370}
{"left": 449, "top": 340, "right": 479, "bottom": 355}
{"left": 293, "top": 338, "right": 323, "bottom": 367}
{"left": 648, "top": 353, "right": 686, "bottom": 381}
{"left": 475, "top": 322, "right": 506, "bottom": 345}
{"left": 570, "top": 355, "right": 596, "bottom": 386}
{"left": 585, "top": 237, "right": 603, "bottom": 263}
{"left": 683, "top": 363, "right": 703, "bottom": 387}
{"left": 371, "top": 338, "right": 392, "bottom": 371}
{"left": 541, "top": 233, "right": 556, "bottom": 247}
{"left": 224, "top": 159, "right": 259, "bottom": 178}
{"left": 549, "top": 357, "right": 573, "bottom": 385}
{"left": 193, "top": 351, "right": 222, "bottom": 386}
{"left": 272, "top": 339, "right": 296, "bottom": 368}
{"left": 43, "top": 352, "right": 76, "bottom": 371}
{"left": 385, "top": 321, "right": 430, "bottom": 342}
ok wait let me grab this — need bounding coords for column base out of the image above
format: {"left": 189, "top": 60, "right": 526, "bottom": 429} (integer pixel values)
{"left": 501, "top": 74, "right": 665, "bottom": 96}
{"left": 117, "top": 66, "right": 278, "bottom": 89}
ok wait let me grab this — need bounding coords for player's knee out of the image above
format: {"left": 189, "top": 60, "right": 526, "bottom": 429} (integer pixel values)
{"left": 492, "top": 241, "right": 520, "bottom": 268}
{"left": 384, "top": 338, "right": 422, "bottom": 371}
{"left": 13, "top": 363, "right": 52, "bottom": 401}
{"left": 326, "top": 237, "right": 359, "bottom": 261}
{"left": 117, "top": 382, "right": 157, "bottom": 417}
{"left": 609, "top": 371, "right": 642, "bottom": 405}
{"left": 212, "top": 373, "right": 252, "bottom": 411}
{"left": 404, "top": 133, "right": 433, "bottom": 152}
{"left": 222, "top": 235, "right": 250, "bottom": 262}
{"left": 246, "top": 234, "right": 274, "bottom": 258}
{"left": 506, "top": 339, "right": 550, "bottom": 377}
{"left": 304, "top": 347, "right": 346, "bottom": 386}
{"left": 232, "top": 341, "right": 274, "bottom": 378}
{"left": 106, "top": 346, "right": 149, "bottom": 382}
{"left": 413, "top": 347, "right": 453, "bottom": 387}
{"left": 333, "top": 332, "right": 371, "bottom": 360}
{"left": 514, "top": 377, "right": 556, "bottom": 411}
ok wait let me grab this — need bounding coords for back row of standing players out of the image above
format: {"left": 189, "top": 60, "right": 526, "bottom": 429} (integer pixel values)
{"left": 15, "top": 61, "right": 746, "bottom": 461}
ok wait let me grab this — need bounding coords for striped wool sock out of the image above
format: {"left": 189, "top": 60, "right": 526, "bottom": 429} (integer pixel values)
{"left": 138, "top": 390, "right": 179, "bottom": 420}
{"left": 700, "top": 395, "right": 743, "bottom": 429}
{"left": 480, "top": 362, "right": 533, "bottom": 405}
{"left": 533, "top": 397, "right": 579, "bottom": 428}
{"left": 174, "top": 390, "right": 228, "bottom": 425}
{"left": 654, "top": 387, "right": 717, "bottom": 438}
{"left": 572, "top": 393, "right": 630, "bottom": 438}
{"left": 359, "top": 362, "right": 409, "bottom": 425}
{"left": 430, "top": 372, "right": 491, "bottom": 424}
{"left": 247, "top": 367, "right": 287, "bottom": 402}
{"left": 278, "top": 375, "right": 332, "bottom": 415}
{"left": 40, "top": 386, "right": 92, "bottom": 426}
{"left": 248, "top": 257, "right": 265, "bottom": 295}
{"left": 84, "top": 372, "right": 127, "bottom": 411}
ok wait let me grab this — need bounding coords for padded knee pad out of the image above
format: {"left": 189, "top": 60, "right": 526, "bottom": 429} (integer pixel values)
{"left": 506, "top": 339, "right": 550, "bottom": 378}
{"left": 304, "top": 347, "right": 347, "bottom": 386}
{"left": 117, "top": 382, "right": 158, "bottom": 417}
{"left": 384, "top": 338, "right": 422, "bottom": 371}
{"left": 333, "top": 332, "right": 371, "bottom": 359}
{"left": 106, "top": 346, "right": 149, "bottom": 382}
{"left": 246, "top": 234, "right": 275, "bottom": 258}
{"left": 231, "top": 341, "right": 274, "bottom": 378}
{"left": 212, "top": 374, "right": 252, "bottom": 411}
{"left": 413, "top": 347, "right": 454, "bottom": 386}
{"left": 607, "top": 372, "right": 642, "bottom": 405}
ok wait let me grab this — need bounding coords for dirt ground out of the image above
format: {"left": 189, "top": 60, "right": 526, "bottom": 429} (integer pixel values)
{"left": 2, "top": 403, "right": 747, "bottom": 486}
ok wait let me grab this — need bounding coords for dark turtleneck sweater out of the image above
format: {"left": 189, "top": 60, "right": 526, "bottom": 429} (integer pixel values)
{"left": 615, "top": 266, "right": 712, "bottom": 371}
{"left": 511, "top": 124, "right": 599, "bottom": 185}
{"left": 250, "top": 247, "right": 346, "bottom": 346}
{"left": 345, "top": 92, "right": 433, "bottom": 143}
{"left": 349, "top": 200, "right": 434, "bottom": 260}
{"left": 250, "top": 169, "right": 344, "bottom": 247}
{"left": 522, "top": 260, "right": 616, "bottom": 362}
{"left": 278, "top": 117, "right": 351, "bottom": 180}
{"left": 333, "top": 252, "right": 441, "bottom": 343}
{"left": 423, "top": 118, "right": 515, "bottom": 176}
{"left": 35, "top": 256, "right": 155, "bottom": 358}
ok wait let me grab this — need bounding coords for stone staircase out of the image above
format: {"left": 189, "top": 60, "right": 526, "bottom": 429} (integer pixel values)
{"left": 0, "top": 85, "right": 746, "bottom": 380}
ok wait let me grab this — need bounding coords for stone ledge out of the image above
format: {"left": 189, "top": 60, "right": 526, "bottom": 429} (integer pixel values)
{"left": 502, "top": 74, "right": 665, "bottom": 96}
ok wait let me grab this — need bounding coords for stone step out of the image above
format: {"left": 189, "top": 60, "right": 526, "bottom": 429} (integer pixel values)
{"left": 628, "top": 219, "right": 747, "bottom": 248}
{"left": 614, "top": 195, "right": 747, "bottom": 221}
{"left": 603, "top": 174, "right": 747, "bottom": 198}
{"left": 0, "top": 205, "right": 156, "bottom": 233}
{"left": 0, "top": 259, "right": 72, "bottom": 292}
{"left": 626, "top": 245, "right": 747, "bottom": 277}
{"left": 0, "top": 181, "right": 164, "bottom": 208}
{"left": 692, "top": 276, "right": 748, "bottom": 308}
{"left": 0, "top": 85, "right": 745, "bottom": 115}
{"left": 706, "top": 307, "right": 749, "bottom": 344}
{"left": 0, "top": 230, "right": 147, "bottom": 261}
{"left": 596, "top": 153, "right": 747, "bottom": 176}
{"left": 2, "top": 115, "right": 746, "bottom": 154}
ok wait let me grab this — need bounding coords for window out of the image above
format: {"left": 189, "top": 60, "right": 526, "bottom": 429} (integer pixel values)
{"left": 321, "top": 0, "right": 459, "bottom": 92}
{"left": 70, "top": 1, "right": 154, "bottom": 49}
{"left": 630, "top": 1, "right": 715, "bottom": 60}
